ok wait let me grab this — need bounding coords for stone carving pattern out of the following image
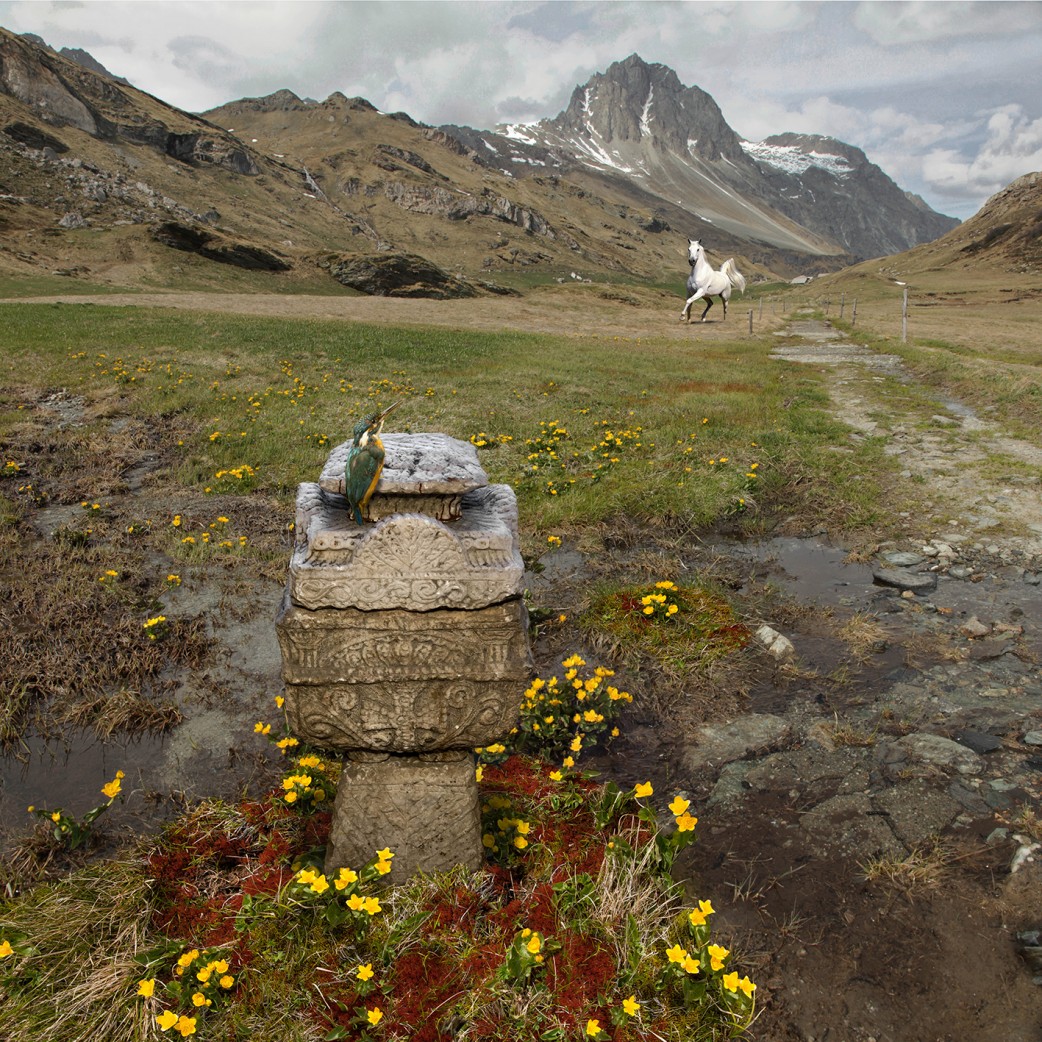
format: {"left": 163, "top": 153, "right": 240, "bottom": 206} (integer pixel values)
{"left": 324, "top": 756, "right": 483, "bottom": 879}
{"left": 277, "top": 618, "right": 529, "bottom": 684}
{"left": 283, "top": 678, "right": 521, "bottom": 752}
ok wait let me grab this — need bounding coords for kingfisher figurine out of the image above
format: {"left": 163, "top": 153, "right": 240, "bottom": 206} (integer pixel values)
{"left": 345, "top": 400, "right": 402, "bottom": 525}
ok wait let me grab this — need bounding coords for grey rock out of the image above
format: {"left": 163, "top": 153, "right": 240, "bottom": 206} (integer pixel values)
{"left": 951, "top": 729, "right": 1002, "bottom": 754}
{"left": 799, "top": 793, "right": 904, "bottom": 859}
{"left": 968, "top": 639, "right": 1011, "bottom": 661}
{"left": 873, "top": 782, "right": 961, "bottom": 846}
{"left": 890, "top": 732, "right": 984, "bottom": 775}
{"left": 872, "top": 565, "right": 937, "bottom": 592}
{"left": 682, "top": 713, "right": 790, "bottom": 772}
{"left": 1023, "top": 730, "right": 1042, "bottom": 746}
{"left": 882, "top": 551, "right": 925, "bottom": 567}
{"left": 706, "top": 761, "right": 756, "bottom": 811}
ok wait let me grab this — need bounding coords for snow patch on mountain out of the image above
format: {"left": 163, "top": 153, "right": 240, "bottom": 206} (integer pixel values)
{"left": 741, "top": 140, "right": 854, "bottom": 178}
{"left": 640, "top": 86, "right": 654, "bottom": 137}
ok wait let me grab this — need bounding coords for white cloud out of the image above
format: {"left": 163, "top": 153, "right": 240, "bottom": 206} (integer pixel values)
{"left": 922, "top": 104, "right": 1042, "bottom": 207}
{"left": 852, "top": 0, "right": 1042, "bottom": 45}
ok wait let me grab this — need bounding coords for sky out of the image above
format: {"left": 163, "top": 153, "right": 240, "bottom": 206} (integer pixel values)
{"left": 2, "top": 1, "right": 1041, "bottom": 220}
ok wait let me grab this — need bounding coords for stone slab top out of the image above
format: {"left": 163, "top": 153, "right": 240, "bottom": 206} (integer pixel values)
{"left": 320, "top": 432, "right": 488, "bottom": 497}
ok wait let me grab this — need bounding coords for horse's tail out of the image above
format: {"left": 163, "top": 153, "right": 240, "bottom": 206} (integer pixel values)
{"left": 722, "top": 259, "right": 746, "bottom": 295}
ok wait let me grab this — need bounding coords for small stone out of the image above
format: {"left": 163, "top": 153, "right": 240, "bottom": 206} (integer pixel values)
{"left": 883, "top": 550, "right": 926, "bottom": 567}
{"left": 969, "top": 639, "right": 1011, "bottom": 661}
{"left": 885, "top": 732, "right": 983, "bottom": 775}
{"left": 755, "top": 624, "right": 796, "bottom": 661}
{"left": 948, "top": 565, "right": 974, "bottom": 579}
{"left": 1023, "top": 731, "right": 1042, "bottom": 747}
{"left": 959, "top": 616, "right": 991, "bottom": 638}
{"left": 872, "top": 566, "right": 937, "bottom": 592}
{"left": 952, "top": 729, "right": 1002, "bottom": 754}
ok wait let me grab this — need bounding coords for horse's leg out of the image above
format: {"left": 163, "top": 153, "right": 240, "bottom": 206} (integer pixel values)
{"left": 700, "top": 296, "right": 713, "bottom": 322}
{"left": 681, "top": 290, "right": 704, "bottom": 323}
{"left": 722, "top": 294, "right": 727, "bottom": 320}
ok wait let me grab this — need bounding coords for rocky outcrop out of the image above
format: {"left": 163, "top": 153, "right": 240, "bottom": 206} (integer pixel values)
{"left": 0, "top": 29, "right": 260, "bottom": 176}
{"left": 326, "top": 252, "right": 477, "bottom": 298}
{"left": 151, "top": 221, "right": 291, "bottom": 271}
{"left": 380, "top": 181, "right": 558, "bottom": 237}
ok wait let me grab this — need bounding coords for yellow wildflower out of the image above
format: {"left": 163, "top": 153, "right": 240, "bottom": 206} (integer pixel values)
{"left": 175, "top": 1016, "right": 197, "bottom": 1037}
{"left": 738, "top": 976, "right": 757, "bottom": 998}
{"left": 722, "top": 971, "right": 739, "bottom": 993}
{"left": 362, "top": 896, "right": 382, "bottom": 915}
{"left": 676, "top": 812, "right": 698, "bottom": 832}
{"left": 136, "top": 978, "right": 156, "bottom": 998}
{"left": 219, "top": 975, "right": 234, "bottom": 989}
{"left": 665, "top": 943, "right": 688, "bottom": 964}
{"left": 634, "top": 781, "right": 653, "bottom": 798}
{"left": 622, "top": 994, "right": 640, "bottom": 1016}
{"left": 586, "top": 1018, "right": 602, "bottom": 1037}
{"left": 157, "top": 1010, "right": 179, "bottom": 1030}
{"left": 356, "top": 963, "right": 375, "bottom": 981}
{"left": 708, "top": 943, "right": 730, "bottom": 971}
{"left": 666, "top": 795, "right": 691, "bottom": 816}
{"left": 526, "top": 932, "right": 541, "bottom": 954}
{"left": 367, "top": 1007, "right": 383, "bottom": 1026}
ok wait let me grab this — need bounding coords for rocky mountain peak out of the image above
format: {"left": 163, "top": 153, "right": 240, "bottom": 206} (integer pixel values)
{"left": 548, "top": 53, "right": 745, "bottom": 161}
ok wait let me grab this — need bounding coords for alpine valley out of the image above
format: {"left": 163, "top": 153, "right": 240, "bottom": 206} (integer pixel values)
{"left": 0, "top": 31, "right": 960, "bottom": 296}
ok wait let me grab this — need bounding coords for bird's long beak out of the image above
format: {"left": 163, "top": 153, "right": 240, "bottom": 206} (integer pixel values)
{"left": 374, "top": 399, "right": 403, "bottom": 432}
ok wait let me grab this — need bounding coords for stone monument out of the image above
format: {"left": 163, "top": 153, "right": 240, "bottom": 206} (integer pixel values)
{"left": 275, "top": 432, "right": 530, "bottom": 883}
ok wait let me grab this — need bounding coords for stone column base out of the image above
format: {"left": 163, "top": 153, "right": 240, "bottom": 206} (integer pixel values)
{"left": 325, "top": 751, "right": 483, "bottom": 884}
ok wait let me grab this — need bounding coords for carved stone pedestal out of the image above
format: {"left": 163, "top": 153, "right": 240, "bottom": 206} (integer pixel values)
{"left": 325, "top": 752, "right": 483, "bottom": 884}
{"left": 276, "top": 432, "right": 529, "bottom": 880}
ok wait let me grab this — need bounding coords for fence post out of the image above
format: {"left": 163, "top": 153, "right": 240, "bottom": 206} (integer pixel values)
{"left": 748, "top": 309, "right": 753, "bottom": 335}
{"left": 852, "top": 299, "right": 857, "bottom": 327}
{"left": 902, "top": 288, "right": 908, "bottom": 343}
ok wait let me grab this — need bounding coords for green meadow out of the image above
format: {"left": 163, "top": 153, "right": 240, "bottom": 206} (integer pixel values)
{"left": 0, "top": 300, "right": 898, "bottom": 545}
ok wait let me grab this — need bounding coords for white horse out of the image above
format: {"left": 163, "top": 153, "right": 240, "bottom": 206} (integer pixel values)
{"left": 680, "top": 240, "right": 746, "bottom": 323}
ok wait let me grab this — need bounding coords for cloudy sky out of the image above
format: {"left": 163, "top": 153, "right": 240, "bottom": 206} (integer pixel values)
{"left": 2, "top": 0, "right": 1041, "bottom": 220}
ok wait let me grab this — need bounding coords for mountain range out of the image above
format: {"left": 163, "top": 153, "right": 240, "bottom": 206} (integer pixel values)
{"left": 0, "top": 30, "right": 963, "bottom": 295}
